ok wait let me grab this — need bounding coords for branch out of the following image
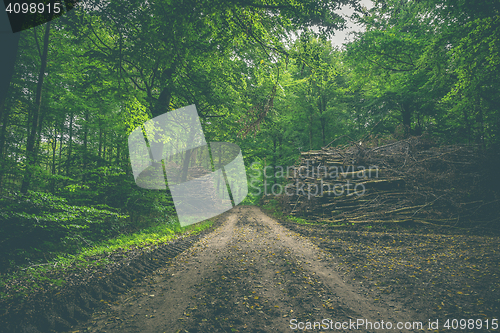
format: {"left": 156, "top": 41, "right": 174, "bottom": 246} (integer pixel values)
{"left": 88, "top": 18, "right": 113, "bottom": 52}
{"left": 412, "top": 194, "right": 445, "bottom": 217}
{"left": 234, "top": 1, "right": 291, "bottom": 10}
{"left": 365, "top": 56, "right": 414, "bottom": 72}
{"left": 372, "top": 50, "right": 415, "bottom": 67}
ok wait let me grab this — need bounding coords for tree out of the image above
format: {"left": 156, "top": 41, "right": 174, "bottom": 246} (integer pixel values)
{"left": 21, "top": 22, "right": 52, "bottom": 193}
{"left": 345, "top": 0, "right": 444, "bottom": 138}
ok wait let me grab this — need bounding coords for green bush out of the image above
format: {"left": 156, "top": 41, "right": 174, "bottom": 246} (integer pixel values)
{"left": 0, "top": 191, "right": 128, "bottom": 271}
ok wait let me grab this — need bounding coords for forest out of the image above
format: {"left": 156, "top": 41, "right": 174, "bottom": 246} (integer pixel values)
{"left": 0, "top": 0, "right": 500, "bottom": 331}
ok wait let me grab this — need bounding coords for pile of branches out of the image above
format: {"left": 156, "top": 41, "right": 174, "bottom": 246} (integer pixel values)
{"left": 277, "top": 137, "right": 500, "bottom": 230}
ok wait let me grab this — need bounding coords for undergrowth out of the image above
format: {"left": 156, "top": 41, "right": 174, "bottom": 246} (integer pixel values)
{"left": 261, "top": 198, "right": 310, "bottom": 225}
{"left": 0, "top": 217, "right": 213, "bottom": 302}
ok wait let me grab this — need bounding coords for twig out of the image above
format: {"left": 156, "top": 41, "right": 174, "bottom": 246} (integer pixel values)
{"left": 218, "top": 321, "right": 229, "bottom": 333}
{"left": 21, "top": 263, "right": 52, "bottom": 270}
{"left": 323, "top": 135, "right": 356, "bottom": 149}
{"left": 411, "top": 194, "right": 445, "bottom": 217}
{"left": 74, "top": 234, "right": 93, "bottom": 247}
{"left": 290, "top": 195, "right": 303, "bottom": 213}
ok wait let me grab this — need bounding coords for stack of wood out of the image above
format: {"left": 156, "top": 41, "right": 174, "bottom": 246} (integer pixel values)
{"left": 277, "top": 144, "right": 405, "bottom": 221}
{"left": 274, "top": 137, "right": 499, "bottom": 228}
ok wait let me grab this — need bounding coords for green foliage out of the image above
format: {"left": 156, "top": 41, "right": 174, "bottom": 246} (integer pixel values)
{"left": 345, "top": 0, "right": 500, "bottom": 143}
{"left": 122, "top": 97, "right": 151, "bottom": 136}
{"left": 0, "top": 191, "right": 128, "bottom": 270}
{"left": 0, "top": 218, "right": 213, "bottom": 301}
{"left": 261, "top": 197, "right": 311, "bottom": 225}
{"left": 288, "top": 216, "right": 310, "bottom": 225}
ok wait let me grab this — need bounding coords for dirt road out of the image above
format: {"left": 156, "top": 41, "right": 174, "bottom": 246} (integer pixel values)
{"left": 69, "top": 206, "right": 422, "bottom": 332}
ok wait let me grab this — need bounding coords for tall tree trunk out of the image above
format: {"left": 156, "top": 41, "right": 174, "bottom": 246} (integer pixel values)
{"left": 399, "top": 102, "right": 411, "bottom": 138}
{"left": 309, "top": 109, "right": 313, "bottom": 151}
{"left": 273, "top": 137, "right": 277, "bottom": 186}
{"left": 116, "top": 143, "right": 120, "bottom": 167}
{"left": 321, "top": 120, "right": 326, "bottom": 146}
{"left": 319, "top": 95, "right": 326, "bottom": 146}
{"left": 50, "top": 124, "right": 57, "bottom": 193}
{"left": 278, "top": 135, "right": 282, "bottom": 166}
{"left": 0, "top": 101, "right": 10, "bottom": 161}
{"left": 34, "top": 103, "right": 46, "bottom": 164}
{"left": 21, "top": 22, "right": 51, "bottom": 194}
{"left": 58, "top": 118, "right": 64, "bottom": 175}
{"left": 0, "top": 102, "right": 12, "bottom": 192}
{"left": 400, "top": 102, "right": 412, "bottom": 138}
{"left": 0, "top": 99, "right": 6, "bottom": 156}
{"left": 0, "top": 32, "right": 20, "bottom": 112}
{"left": 83, "top": 111, "right": 89, "bottom": 180}
{"left": 103, "top": 131, "right": 107, "bottom": 162}
{"left": 66, "top": 111, "right": 74, "bottom": 176}
{"left": 153, "top": 86, "right": 172, "bottom": 118}
{"left": 147, "top": 85, "right": 173, "bottom": 174}
{"left": 98, "top": 113, "right": 104, "bottom": 165}
{"left": 151, "top": 66, "right": 176, "bottom": 118}
{"left": 475, "top": 96, "right": 484, "bottom": 147}
{"left": 180, "top": 124, "right": 198, "bottom": 183}
{"left": 463, "top": 108, "right": 472, "bottom": 143}
{"left": 218, "top": 143, "right": 222, "bottom": 197}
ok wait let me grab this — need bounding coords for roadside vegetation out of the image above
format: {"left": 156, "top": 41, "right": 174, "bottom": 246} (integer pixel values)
{"left": 0, "top": 211, "right": 212, "bottom": 303}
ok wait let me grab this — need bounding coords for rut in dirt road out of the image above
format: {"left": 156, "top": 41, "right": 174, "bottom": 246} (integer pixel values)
{"left": 69, "top": 206, "right": 422, "bottom": 332}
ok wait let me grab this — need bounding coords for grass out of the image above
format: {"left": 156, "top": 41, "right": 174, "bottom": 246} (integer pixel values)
{"left": 0, "top": 217, "right": 213, "bottom": 302}
{"left": 261, "top": 198, "right": 311, "bottom": 225}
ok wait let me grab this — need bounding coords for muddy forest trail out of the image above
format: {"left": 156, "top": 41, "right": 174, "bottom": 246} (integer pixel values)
{"left": 66, "top": 206, "right": 425, "bottom": 333}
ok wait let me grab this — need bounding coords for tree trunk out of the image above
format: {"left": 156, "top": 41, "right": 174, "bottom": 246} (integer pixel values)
{"left": 278, "top": 135, "right": 282, "bottom": 166}
{"left": 273, "top": 137, "right": 277, "bottom": 186}
{"left": 463, "top": 107, "right": 472, "bottom": 143}
{"left": 98, "top": 116, "right": 103, "bottom": 164}
{"left": 66, "top": 110, "right": 74, "bottom": 176}
{"left": 180, "top": 124, "right": 198, "bottom": 183}
{"left": 321, "top": 120, "right": 326, "bottom": 147}
{"left": 309, "top": 109, "right": 313, "bottom": 151}
{"left": 0, "top": 33, "right": 20, "bottom": 112}
{"left": 153, "top": 86, "right": 172, "bottom": 118}
{"left": 58, "top": 118, "right": 64, "bottom": 175}
{"left": 103, "top": 131, "right": 107, "bottom": 162}
{"left": 400, "top": 102, "right": 411, "bottom": 138}
{"left": 83, "top": 111, "right": 89, "bottom": 179}
{"left": 151, "top": 66, "right": 175, "bottom": 118}
{"left": 116, "top": 143, "right": 121, "bottom": 167}
{"left": 50, "top": 124, "right": 57, "bottom": 193}
{"left": 319, "top": 95, "right": 326, "bottom": 146}
{"left": 34, "top": 103, "right": 47, "bottom": 164}
{"left": 0, "top": 101, "right": 10, "bottom": 161}
{"left": 475, "top": 96, "right": 484, "bottom": 147}
{"left": 20, "top": 22, "right": 51, "bottom": 194}
{"left": 0, "top": 101, "right": 12, "bottom": 192}
{"left": 215, "top": 143, "right": 222, "bottom": 195}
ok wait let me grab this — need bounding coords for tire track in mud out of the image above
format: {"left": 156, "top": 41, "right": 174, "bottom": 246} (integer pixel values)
{"left": 1, "top": 224, "right": 217, "bottom": 333}
{"left": 64, "top": 206, "right": 421, "bottom": 333}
